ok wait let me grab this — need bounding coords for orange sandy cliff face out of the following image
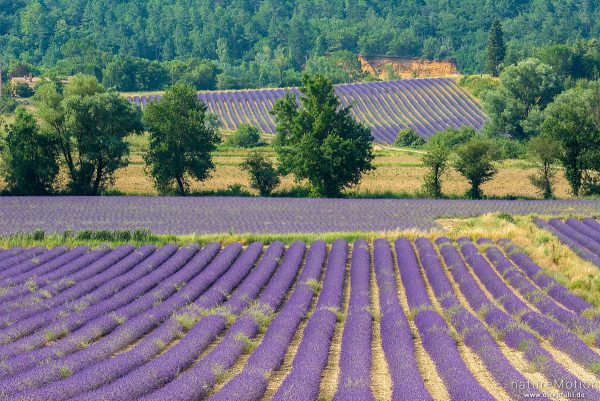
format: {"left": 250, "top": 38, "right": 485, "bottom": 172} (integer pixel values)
{"left": 359, "top": 55, "right": 457, "bottom": 79}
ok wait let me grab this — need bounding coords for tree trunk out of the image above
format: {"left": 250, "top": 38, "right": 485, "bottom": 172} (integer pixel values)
{"left": 92, "top": 158, "right": 103, "bottom": 195}
{"left": 176, "top": 175, "right": 186, "bottom": 196}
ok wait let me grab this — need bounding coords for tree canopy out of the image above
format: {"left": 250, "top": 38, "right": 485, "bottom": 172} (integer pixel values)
{"left": 2, "top": 0, "right": 600, "bottom": 89}
{"left": 272, "top": 74, "right": 374, "bottom": 197}
{"left": 143, "top": 83, "right": 220, "bottom": 195}
{"left": 35, "top": 75, "right": 143, "bottom": 194}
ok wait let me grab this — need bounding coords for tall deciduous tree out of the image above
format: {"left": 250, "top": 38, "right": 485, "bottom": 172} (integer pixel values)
{"left": 484, "top": 58, "right": 562, "bottom": 140}
{"left": 421, "top": 132, "right": 451, "bottom": 198}
{"left": 272, "top": 74, "right": 374, "bottom": 197}
{"left": 0, "top": 108, "right": 59, "bottom": 194}
{"left": 541, "top": 86, "right": 600, "bottom": 196}
{"left": 35, "top": 75, "right": 143, "bottom": 195}
{"left": 143, "top": 84, "right": 220, "bottom": 195}
{"left": 486, "top": 19, "right": 506, "bottom": 77}
{"left": 526, "top": 133, "right": 561, "bottom": 199}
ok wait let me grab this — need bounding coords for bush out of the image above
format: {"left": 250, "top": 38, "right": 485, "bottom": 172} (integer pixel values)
{"left": 458, "top": 75, "right": 500, "bottom": 98}
{"left": 241, "top": 152, "right": 280, "bottom": 196}
{"left": 0, "top": 97, "right": 18, "bottom": 114}
{"left": 436, "top": 126, "right": 477, "bottom": 149}
{"left": 14, "top": 83, "right": 34, "bottom": 98}
{"left": 485, "top": 134, "right": 526, "bottom": 159}
{"left": 225, "top": 124, "right": 263, "bottom": 148}
{"left": 394, "top": 128, "right": 425, "bottom": 148}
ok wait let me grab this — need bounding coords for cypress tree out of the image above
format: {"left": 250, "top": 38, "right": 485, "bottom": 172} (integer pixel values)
{"left": 486, "top": 19, "right": 506, "bottom": 77}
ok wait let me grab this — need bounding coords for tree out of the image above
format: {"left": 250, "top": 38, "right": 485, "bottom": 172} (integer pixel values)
{"left": 526, "top": 134, "right": 561, "bottom": 199}
{"left": 454, "top": 136, "right": 502, "bottom": 199}
{"left": 486, "top": 19, "right": 506, "bottom": 77}
{"left": 485, "top": 58, "right": 562, "bottom": 140}
{"left": 272, "top": 74, "right": 374, "bottom": 197}
{"left": 225, "top": 123, "right": 263, "bottom": 148}
{"left": 35, "top": 75, "right": 143, "bottom": 195}
{"left": 304, "top": 51, "right": 366, "bottom": 84}
{"left": 143, "top": 84, "right": 220, "bottom": 195}
{"left": 241, "top": 152, "right": 280, "bottom": 196}
{"left": 0, "top": 108, "right": 59, "bottom": 194}
{"left": 541, "top": 86, "right": 600, "bottom": 196}
{"left": 421, "top": 133, "right": 451, "bottom": 198}
{"left": 103, "top": 56, "right": 169, "bottom": 92}
{"left": 394, "top": 128, "right": 425, "bottom": 148}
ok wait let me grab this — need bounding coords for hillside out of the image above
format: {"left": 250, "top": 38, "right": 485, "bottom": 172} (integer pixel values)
{"left": 1, "top": 0, "right": 599, "bottom": 83}
{"left": 129, "top": 78, "right": 487, "bottom": 143}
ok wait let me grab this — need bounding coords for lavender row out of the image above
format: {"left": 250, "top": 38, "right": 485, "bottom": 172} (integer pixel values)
{"left": 142, "top": 240, "right": 308, "bottom": 401}
{"left": 438, "top": 238, "right": 600, "bottom": 400}
{"left": 459, "top": 240, "right": 600, "bottom": 375}
{"left": 0, "top": 245, "right": 159, "bottom": 344}
{"left": 0, "top": 246, "right": 68, "bottom": 287}
{"left": 0, "top": 244, "right": 180, "bottom": 360}
{"left": 0, "top": 242, "right": 246, "bottom": 397}
{"left": 417, "top": 238, "right": 547, "bottom": 400}
{"left": 0, "top": 247, "right": 130, "bottom": 329}
{"left": 269, "top": 240, "right": 348, "bottom": 401}
{"left": 480, "top": 240, "right": 597, "bottom": 338}
{"left": 549, "top": 219, "right": 600, "bottom": 257}
{"left": 0, "top": 244, "right": 209, "bottom": 377}
{"left": 206, "top": 241, "right": 326, "bottom": 401}
{"left": 331, "top": 240, "right": 374, "bottom": 401}
{"left": 534, "top": 218, "right": 600, "bottom": 267}
{"left": 0, "top": 246, "right": 54, "bottom": 282}
{"left": 145, "top": 240, "right": 320, "bottom": 401}
{"left": 497, "top": 238, "right": 594, "bottom": 315}
{"left": 396, "top": 238, "right": 495, "bottom": 401}
{"left": 374, "top": 239, "right": 433, "bottom": 401}
{"left": 0, "top": 246, "right": 99, "bottom": 303}
{"left": 75, "top": 241, "right": 290, "bottom": 400}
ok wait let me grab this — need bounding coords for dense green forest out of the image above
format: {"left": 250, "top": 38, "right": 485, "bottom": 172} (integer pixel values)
{"left": 1, "top": 0, "right": 600, "bottom": 90}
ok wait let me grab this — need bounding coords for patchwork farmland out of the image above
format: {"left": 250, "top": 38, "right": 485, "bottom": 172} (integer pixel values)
{"left": 127, "top": 78, "right": 487, "bottom": 143}
{"left": 0, "top": 235, "right": 599, "bottom": 400}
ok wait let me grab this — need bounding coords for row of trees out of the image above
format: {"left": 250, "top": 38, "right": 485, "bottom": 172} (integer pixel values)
{"left": 0, "top": 74, "right": 374, "bottom": 198}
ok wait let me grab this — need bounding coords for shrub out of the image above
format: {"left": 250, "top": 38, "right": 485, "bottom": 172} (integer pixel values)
{"left": 436, "top": 126, "right": 477, "bottom": 149}
{"left": 0, "top": 97, "right": 17, "bottom": 114}
{"left": 394, "top": 128, "right": 425, "bottom": 148}
{"left": 458, "top": 75, "right": 500, "bottom": 98}
{"left": 225, "top": 123, "right": 263, "bottom": 148}
{"left": 241, "top": 152, "right": 280, "bottom": 196}
{"left": 14, "top": 83, "right": 34, "bottom": 98}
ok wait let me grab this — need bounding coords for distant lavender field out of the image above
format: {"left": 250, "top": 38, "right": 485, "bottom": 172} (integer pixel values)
{"left": 1, "top": 197, "right": 599, "bottom": 235}
{"left": 127, "top": 78, "right": 486, "bottom": 143}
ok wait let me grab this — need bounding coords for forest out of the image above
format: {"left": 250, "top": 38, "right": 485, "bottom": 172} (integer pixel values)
{"left": 1, "top": 0, "right": 600, "bottom": 90}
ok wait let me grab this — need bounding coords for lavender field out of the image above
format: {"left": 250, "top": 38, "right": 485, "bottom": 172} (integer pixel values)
{"left": 0, "top": 238, "right": 597, "bottom": 400}
{"left": 536, "top": 217, "right": 600, "bottom": 268}
{"left": 127, "top": 78, "right": 486, "bottom": 143}
{"left": 1, "top": 197, "right": 599, "bottom": 235}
